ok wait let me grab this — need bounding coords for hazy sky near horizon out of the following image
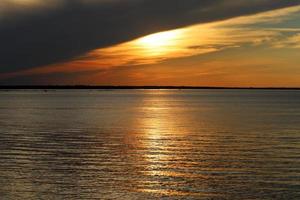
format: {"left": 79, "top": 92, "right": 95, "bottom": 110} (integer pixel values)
{"left": 1, "top": 0, "right": 300, "bottom": 86}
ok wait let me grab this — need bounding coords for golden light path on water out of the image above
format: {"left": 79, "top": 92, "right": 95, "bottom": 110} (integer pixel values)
{"left": 135, "top": 91, "right": 190, "bottom": 196}
{"left": 129, "top": 90, "right": 212, "bottom": 197}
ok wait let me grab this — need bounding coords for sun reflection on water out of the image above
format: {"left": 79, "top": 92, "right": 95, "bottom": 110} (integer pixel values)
{"left": 131, "top": 91, "right": 202, "bottom": 197}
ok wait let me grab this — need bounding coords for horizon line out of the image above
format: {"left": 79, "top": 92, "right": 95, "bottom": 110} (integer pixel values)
{"left": 1, "top": 85, "right": 300, "bottom": 90}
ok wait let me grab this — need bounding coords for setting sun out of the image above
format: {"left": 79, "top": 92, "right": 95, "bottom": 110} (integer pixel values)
{"left": 136, "top": 30, "right": 182, "bottom": 55}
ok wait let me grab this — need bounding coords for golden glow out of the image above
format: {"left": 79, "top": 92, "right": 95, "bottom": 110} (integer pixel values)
{"left": 3, "top": 5, "right": 300, "bottom": 87}
{"left": 136, "top": 30, "right": 181, "bottom": 56}
{"left": 129, "top": 91, "right": 198, "bottom": 196}
{"left": 120, "top": 91, "right": 228, "bottom": 197}
{"left": 86, "top": 4, "right": 300, "bottom": 67}
{"left": 138, "top": 31, "right": 179, "bottom": 47}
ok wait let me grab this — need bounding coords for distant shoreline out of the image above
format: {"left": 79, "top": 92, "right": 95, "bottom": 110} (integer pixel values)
{"left": 0, "top": 86, "right": 300, "bottom": 90}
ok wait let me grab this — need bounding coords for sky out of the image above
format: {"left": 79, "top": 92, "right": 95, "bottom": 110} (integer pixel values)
{"left": 0, "top": 0, "right": 300, "bottom": 86}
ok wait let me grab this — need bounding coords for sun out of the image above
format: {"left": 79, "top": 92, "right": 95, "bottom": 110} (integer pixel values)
{"left": 134, "top": 30, "right": 182, "bottom": 56}
{"left": 138, "top": 31, "right": 179, "bottom": 47}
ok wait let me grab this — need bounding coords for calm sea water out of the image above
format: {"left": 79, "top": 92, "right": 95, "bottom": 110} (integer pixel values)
{"left": 0, "top": 89, "right": 299, "bottom": 199}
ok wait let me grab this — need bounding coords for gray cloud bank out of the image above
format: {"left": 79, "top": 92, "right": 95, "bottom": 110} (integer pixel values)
{"left": 0, "top": 0, "right": 299, "bottom": 73}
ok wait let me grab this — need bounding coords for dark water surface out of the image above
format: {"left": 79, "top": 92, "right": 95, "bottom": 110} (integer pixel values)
{"left": 0, "top": 90, "right": 299, "bottom": 199}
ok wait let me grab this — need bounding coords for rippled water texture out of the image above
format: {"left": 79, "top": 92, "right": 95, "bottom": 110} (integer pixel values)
{"left": 0, "top": 90, "right": 299, "bottom": 199}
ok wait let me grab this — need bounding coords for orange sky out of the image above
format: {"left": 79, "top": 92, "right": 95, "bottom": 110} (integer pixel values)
{"left": 1, "top": 5, "right": 300, "bottom": 86}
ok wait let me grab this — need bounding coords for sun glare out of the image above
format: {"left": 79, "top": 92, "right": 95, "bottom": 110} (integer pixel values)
{"left": 135, "top": 30, "right": 182, "bottom": 56}
{"left": 138, "top": 31, "right": 180, "bottom": 47}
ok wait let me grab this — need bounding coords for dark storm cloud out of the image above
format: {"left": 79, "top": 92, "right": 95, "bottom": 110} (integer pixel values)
{"left": 0, "top": 0, "right": 299, "bottom": 73}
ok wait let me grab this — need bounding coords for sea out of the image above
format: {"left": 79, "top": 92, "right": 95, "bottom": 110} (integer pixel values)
{"left": 0, "top": 89, "right": 299, "bottom": 199}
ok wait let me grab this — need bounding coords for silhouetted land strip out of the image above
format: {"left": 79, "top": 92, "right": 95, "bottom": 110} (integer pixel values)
{"left": 0, "top": 86, "right": 300, "bottom": 90}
